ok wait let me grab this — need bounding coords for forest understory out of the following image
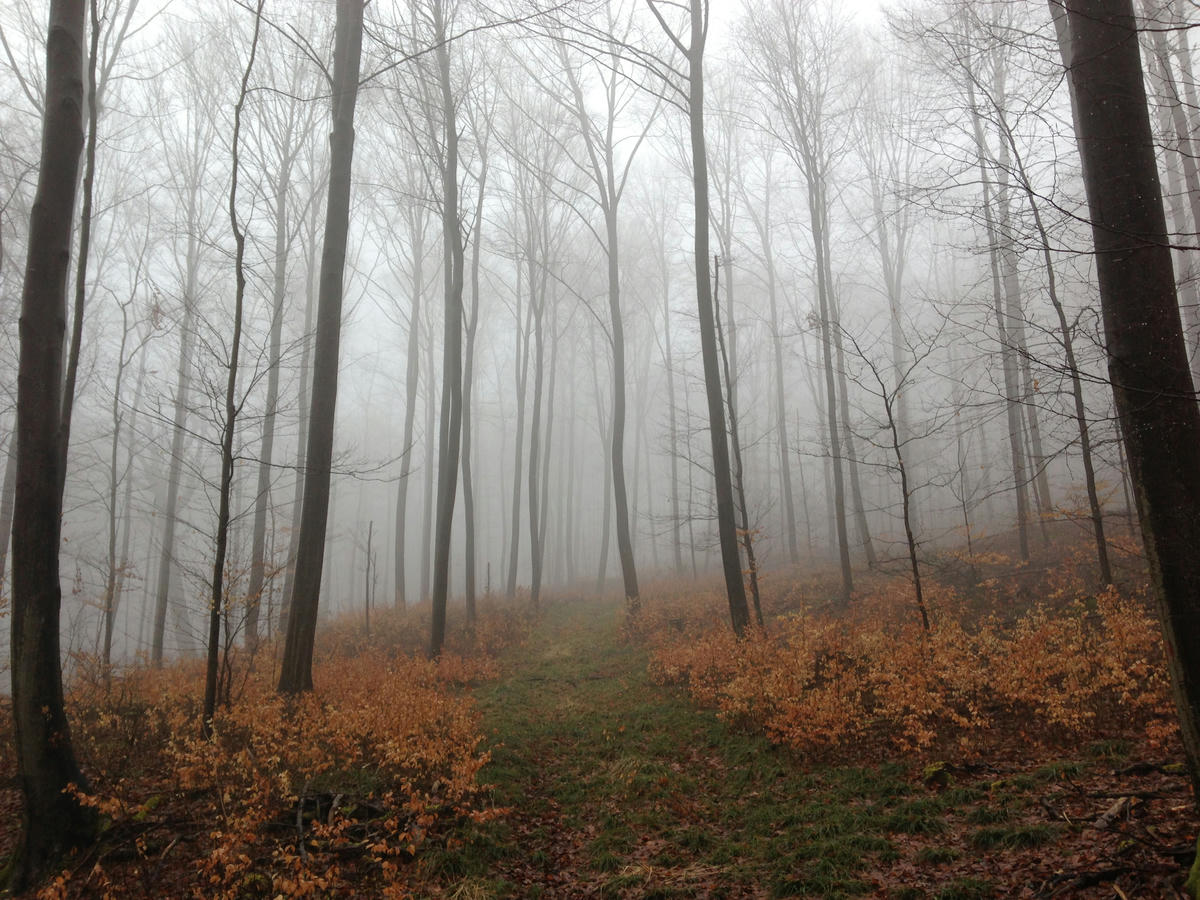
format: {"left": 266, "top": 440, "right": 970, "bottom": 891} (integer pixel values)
{"left": 0, "top": 529, "right": 1193, "bottom": 899}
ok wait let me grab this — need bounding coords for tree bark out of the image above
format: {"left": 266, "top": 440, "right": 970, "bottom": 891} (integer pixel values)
{"left": 652, "top": 0, "right": 750, "bottom": 633}
{"left": 280, "top": 198, "right": 320, "bottom": 630}
{"left": 429, "top": 0, "right": 464, "bottom": 658}
{"left": 10, "top": 0, "right": 98, "bottom": 886}
{"left": 278, "top": 0, "right": 363, "bottom": 693}
{"left": 1057, "top": 0, "right": 1200, "bottom": 801}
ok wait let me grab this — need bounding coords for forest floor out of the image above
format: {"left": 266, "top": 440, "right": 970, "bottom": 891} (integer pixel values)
{"left": 416, "top": 596, "right": 1198, "bottom": 899}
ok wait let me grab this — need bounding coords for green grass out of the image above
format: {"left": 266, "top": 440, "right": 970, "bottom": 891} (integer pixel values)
{"left": 423, "top": 597, "right": 1089, "bottom": 897}
{"left": 968, "top": 824, "right": 1059, "bottom": 851}
{"left": 916, "top": 846, "right": 962, "bottom": 865}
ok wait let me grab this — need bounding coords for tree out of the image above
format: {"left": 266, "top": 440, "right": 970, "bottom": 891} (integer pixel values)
{"left": 428, "top": 0, "right": 466, "bottom": 658}
{"left": 150, "top": 21, "right": 223, "bottom": 666}
{"left": 1054, "top": 0, "right": 1200, "bottom": 808}
{"left": 203, "top": 0, "right": 263, "bottom": 736}
{"left": 8, "top": 0, "right": 99, "bottom": 886}
{"left": 551, "top": 0, "right": 660, "bottom": 610}
{"left": 740, "top": 0, "right": 862, "bottom": 597}
{"left": 244, "top": 42, "right": 318, "bottom": 650}
{"left": 647, "top": 0, "right": 751, "bottom": 634}
{"left": 279, "top": 0, "right": 364, "bottom": 694}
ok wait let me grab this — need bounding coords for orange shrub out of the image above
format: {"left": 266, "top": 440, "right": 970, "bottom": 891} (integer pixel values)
{"left": 644, "top": 575, "right": 1174, "bottom": 758}
{"left": 13, "top": 643, "right": 502, "bottom": 899}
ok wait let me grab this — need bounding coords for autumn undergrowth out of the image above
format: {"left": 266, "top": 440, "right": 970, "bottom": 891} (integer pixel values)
{"left": 634, "top": 552, "right": 1175, "bottom": 761}
{"left": 0, "top": 600, "right": 528, "bottom": 899}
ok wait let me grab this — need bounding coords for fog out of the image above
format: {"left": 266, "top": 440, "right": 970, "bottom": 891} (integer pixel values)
{"left": 0, "top": 0, "right": 1162, "bottom": 666}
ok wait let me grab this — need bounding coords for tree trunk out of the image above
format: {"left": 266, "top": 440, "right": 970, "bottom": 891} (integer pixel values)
{"left": 429, "top": 0, "right": 464, "bottom": 659}
{"left": 1058, "top": 0, "right": 1200, "bottom": 801}
{"left": 10, "top": 0, "right": 98, "bottom": 886}
{"left": 420, "top": 312, "right": 436, "bottom": 603}
{"left": 714, "top": 257, "right": 762, "bottom": 627}
{"left": 506, "top": 267, "right": 531, "bottom": 599}
{"left": 245, "top": 139, "right": 294, "bottom": 651}
{"left": 527, "top": 256, "right": 545, "bottom": 609}
{"left": 0, "top": 440, "right": 16, "bottom": 589}
{"left": 809, "top": 184, "right": 854, "bottom": 599}
{"left": 280, "top": 200, "right": 319, "bottom": 632}
{"left": 462, "top": 158, "right": 486, "bottom": 625}
{"left": 682, "top": 0, "right": 750, "bottom": 633}
{"left": 278, "top": 0, "right": 363, "bottom": 693}
{"left": 151, "top": 254, "right": 198, "bottom": 665}
{"left": 56, "top": 0, "right": 100, "bottom": 512}
{"left": 661, "top": 248, "right": 683, "bottom": 574}
{"left": 204, "top": 4, "right": 261, "bottom": 734}
{"left": 394, "top": 206, "right": 427, "bottom": 608}
{"left": 753, "top": 181, "right": 799, "bottom": 565}
{"left": 591, "top": 325, "right": 612, "bottom": 592}
{"left": 966, "top": 81, "right": 1032, "bottom": 561}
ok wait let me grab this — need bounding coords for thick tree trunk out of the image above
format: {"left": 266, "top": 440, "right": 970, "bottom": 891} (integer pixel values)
{"left": 428, "top": 0, "right": 465, "bottom": 659}
{"left": 10, "top": 0, "right": 98, "bottom": 886}
{"left": 280, "top": 203, "right": 318, "bottom": 630}
{"left": 590, "top": 325, "right": 612, "bottom": 591}
{"left": 278, "top": 0, "right": 363, "bottom": 693}
{"left": 1058, "top": 0, "right": 1200, "bottom": 801}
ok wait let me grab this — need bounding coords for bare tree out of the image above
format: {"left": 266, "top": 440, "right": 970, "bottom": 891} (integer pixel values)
{"left": 279, "top": 0, "right": 364, "bottom": 693}
{"left": 647, "top": 0, "right": 751, "bottom": 633}
{"left": 741, "top": 0, "right": 864, "bottom": 596}
{"left": 428, "top": 0, "right": 466, "bottom": 658}
{"left": 203, "top": 0, "right": 263, "bottom": 735}
{"left": 9, "top": 0, "right": 98, "bottom": 886}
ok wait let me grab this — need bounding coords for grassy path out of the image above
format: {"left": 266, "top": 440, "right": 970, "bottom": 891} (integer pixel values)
{"left": 418, "top": 599, "right": 1192, "bottom": 899}
{"left": 422, "top": 599, "right": 944, "bottom": 899}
